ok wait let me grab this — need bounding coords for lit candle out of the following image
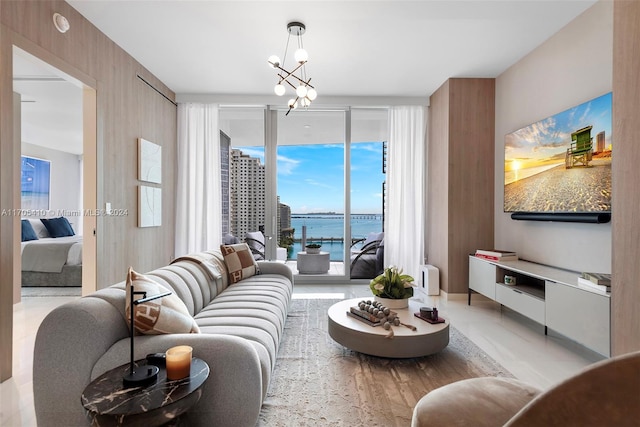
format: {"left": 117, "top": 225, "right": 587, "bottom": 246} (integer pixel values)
{"left": 165, "top": 345, "right": 192, "bottom": 380}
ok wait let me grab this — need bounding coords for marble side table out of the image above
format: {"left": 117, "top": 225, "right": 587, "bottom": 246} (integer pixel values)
{"left": 81, "top": 357, "right": 209, "bottom": 426}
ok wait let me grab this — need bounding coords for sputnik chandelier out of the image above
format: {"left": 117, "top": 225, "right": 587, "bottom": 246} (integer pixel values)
{"left": 267, "top": 21, "right": 317, "bottom": 115}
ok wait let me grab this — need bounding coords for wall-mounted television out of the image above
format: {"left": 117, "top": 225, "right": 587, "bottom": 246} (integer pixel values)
{"left": 504, "top": 92, "right": 612, "bottom": 222}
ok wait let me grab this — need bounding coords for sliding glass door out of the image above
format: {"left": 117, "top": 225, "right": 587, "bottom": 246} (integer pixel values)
{"left": 275, "top": 109, "right": 346, "bottom": 276}
{"left": 218, "top": 107, "right": 267, "bottom": 259}
{"left": 219, "top": 106, "right": 388, "bottom": 280}
{"left": 349, "top": 108, "right": 387, "bottom": 280}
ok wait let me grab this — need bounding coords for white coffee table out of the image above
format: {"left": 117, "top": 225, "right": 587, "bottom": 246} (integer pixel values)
{"left": 296, "top": 251, "right": 330, "bottom": 274}
{"left": 327, "top": 298, "right": 449, "bottom": 358}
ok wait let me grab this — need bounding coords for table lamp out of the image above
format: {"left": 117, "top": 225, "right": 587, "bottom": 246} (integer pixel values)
{"left": 123, "top": 286, "right": 171, "bottom": 387}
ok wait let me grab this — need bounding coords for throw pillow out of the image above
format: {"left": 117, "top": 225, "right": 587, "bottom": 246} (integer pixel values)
{"left": 40, "top": 217, "right": 75, "bottom": 238}
{"left": 220, "top": 243, "right": 260, "bottom": 284}
{"left": 29, "top": 219, "right": 50, "bottom": 238}
{"left": 21, "top": 219, "right": 39, "bottom": 242}
{"left": 125, "top": 267, "right": 200, "bottom": 334}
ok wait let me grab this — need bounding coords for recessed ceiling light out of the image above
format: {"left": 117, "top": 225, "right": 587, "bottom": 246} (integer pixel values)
{"left": 304, "top": 125, "right": 311, "bottom": 129}
{"left": 53, "top": 13, "right": 70, "bottom": 33}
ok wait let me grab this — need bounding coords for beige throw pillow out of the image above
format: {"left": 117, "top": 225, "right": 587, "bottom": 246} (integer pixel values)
{"left": 220, "top": 243, "right": 260, "bottom": 284}
{"left": 125, "top": 267, "right": 200, "bottom": 334}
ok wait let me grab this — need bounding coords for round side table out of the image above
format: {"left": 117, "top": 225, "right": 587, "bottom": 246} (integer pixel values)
{"left": 81, "top": 357, "right": 209, "bottom": 426}
{"left": 296, "top": 251, "right": 330, "bottom": 274}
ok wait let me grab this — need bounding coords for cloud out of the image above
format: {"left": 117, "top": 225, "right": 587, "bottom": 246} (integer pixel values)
{"left": 277, "top": 154, "right": 300, "bottom": 175}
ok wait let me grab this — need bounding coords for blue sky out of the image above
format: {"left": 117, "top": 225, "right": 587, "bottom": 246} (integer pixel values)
{"left": 238, "top": 142, "right": 385, "bottom": 214}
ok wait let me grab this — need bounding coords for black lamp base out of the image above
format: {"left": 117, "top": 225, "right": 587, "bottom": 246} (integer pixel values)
{"left": 123, "top": 365, "right": 160, "bottom": 387}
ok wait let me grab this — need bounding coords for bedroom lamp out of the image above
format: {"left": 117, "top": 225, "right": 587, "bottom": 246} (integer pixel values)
{"left": 123, "top": 286, "right": 172, "bottom": 387}
{"left": 267, "top": 21, "right": 317, "bottom": 115}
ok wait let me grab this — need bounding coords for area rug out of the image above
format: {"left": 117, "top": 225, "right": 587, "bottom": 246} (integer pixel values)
{"left": 258, "top": 298, "right": 512, "bottom": 427}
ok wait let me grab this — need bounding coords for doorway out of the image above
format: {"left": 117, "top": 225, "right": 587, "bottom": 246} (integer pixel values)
{"left": 2, "top": 46, "right": 98, "bottom": 382}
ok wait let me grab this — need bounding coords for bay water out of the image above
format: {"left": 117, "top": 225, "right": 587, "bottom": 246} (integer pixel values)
{"left": 289, "top": 214, "right": 382, "bottom": 260}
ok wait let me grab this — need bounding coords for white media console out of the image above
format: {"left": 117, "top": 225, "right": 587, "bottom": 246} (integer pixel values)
{"left": 468, "top": 255, "right": 610, "bottom": 357}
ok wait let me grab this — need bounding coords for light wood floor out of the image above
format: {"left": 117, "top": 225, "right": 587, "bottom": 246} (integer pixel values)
{"left": 1, "top": 284, "right": 604, "bottom": 426}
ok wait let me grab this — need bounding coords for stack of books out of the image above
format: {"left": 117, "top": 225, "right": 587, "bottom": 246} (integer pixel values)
{"left": 578, "top": 272, "right": 612, "bottom": 293}
{"left": 474, "top": 249, "right": 518, "bottom": 261}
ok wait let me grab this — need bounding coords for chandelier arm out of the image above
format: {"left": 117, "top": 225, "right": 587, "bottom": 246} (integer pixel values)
{"left": 274, "top": 61, "right": 305, "bottom": 80}
{"left": 277, "top": 74, "right": 298, "bottom": 90}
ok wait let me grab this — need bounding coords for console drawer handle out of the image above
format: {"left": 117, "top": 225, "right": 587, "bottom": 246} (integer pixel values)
{"left": 512, "top": 289, "right": 522, "bottom": 294}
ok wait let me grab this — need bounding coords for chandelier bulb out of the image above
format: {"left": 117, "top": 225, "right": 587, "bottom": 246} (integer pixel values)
{"left": 294, "top": 48, "right": 308, "bottom": 64}
{"left": 268, "top": 55, "right": 281, "bottom": 68}
{"left": 288, "top": 98, "right": 297, "bottom": 109}
{"left": 296, "top": 85, "right": 308, "bottom": 98}
{"left": 306, "top": 88, "right": 317, "bottom": 101}
{"left": 301, "top": 97, "right": 311, "bottom": 107}
{"left": 274, "top": 84, "right": 286, "bottom": 96}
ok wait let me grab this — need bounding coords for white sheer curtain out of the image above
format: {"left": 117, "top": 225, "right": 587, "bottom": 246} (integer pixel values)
{"left": 385, "top": 106, "right": 427, "bottom": 279}
{"left": 175, "top": 103, "right": 221, "bottom": 257}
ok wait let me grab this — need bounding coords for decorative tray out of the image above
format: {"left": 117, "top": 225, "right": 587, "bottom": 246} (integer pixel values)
{"left": 414, "top": 313, "right": 446, "bottom": 324}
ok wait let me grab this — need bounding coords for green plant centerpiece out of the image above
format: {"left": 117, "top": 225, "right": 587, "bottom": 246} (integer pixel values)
{"left": 370, "top": 266, "right": 415, "bottom": 309}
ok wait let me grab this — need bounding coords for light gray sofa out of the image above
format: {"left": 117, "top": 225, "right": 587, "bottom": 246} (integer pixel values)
{"left": 33, "top": 250, "right": 294, "bottom": 427}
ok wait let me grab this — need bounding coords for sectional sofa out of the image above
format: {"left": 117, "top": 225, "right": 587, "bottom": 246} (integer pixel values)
{"left": 33, "top": 247, "right": 294, "bottom": 427}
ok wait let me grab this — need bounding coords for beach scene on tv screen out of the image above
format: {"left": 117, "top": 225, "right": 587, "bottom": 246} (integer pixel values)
{"left": 504, "top": 92, "right": 612, "bottom": 213}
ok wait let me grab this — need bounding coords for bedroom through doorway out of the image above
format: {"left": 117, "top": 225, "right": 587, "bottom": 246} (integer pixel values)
{"left": 13, "top": 46, "right": 97, "bottom": 302}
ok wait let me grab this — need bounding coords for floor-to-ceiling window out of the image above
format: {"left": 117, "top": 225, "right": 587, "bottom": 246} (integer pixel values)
{"left": 219, "top": 105, "right": 388, "bottom": 281}
{"left": 349, "top": 108, "right": 388, "bottom": 279}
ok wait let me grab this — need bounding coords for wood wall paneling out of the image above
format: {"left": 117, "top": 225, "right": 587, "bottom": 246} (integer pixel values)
{"left": 612, "top": 0, "right": 640, "bottom": 355}
{"left": 427, "top": 78, "right": 495, "bottom": 294}
{"left": 448, "top": 79, "right": 495, "bottom": 293}
{"left": 427, "top": 80, "right": 450, "bottom": 292}
{"left": 0, "top": 0, "right": 177, "bottom": 381}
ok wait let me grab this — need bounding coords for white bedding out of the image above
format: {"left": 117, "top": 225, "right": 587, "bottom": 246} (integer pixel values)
{"left": 21, "top": 235, "right": 83, "bottom": 267}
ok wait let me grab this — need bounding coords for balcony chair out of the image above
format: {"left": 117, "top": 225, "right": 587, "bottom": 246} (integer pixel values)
{"left": 350, "top": 232, "right": 384, "bottom": 279}
{"left": 245, "top": 231, "right": 266, "bottom": 261}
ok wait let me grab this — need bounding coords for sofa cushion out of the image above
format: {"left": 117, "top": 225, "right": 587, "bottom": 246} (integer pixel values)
{"left": 220, "top": 243, "right": 260, "bottom": 284}
{"left": 125, "top": 267, "right": 200, "bottom": 334}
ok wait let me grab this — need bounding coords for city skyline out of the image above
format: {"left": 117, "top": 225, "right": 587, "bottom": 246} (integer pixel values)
{"left": 237, "top": 141, "right": 385, "bottom": 214}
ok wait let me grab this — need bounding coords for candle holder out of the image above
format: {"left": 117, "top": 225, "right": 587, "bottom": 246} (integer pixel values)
{"left": 166, "top": 345, "right": 193, "bottom": 380}
{"left": 123, "top": 285, "right": 171, "bottom": 387}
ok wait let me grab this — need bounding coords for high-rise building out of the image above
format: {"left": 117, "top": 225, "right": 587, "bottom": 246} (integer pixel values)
{"left": 220, "top": 131, "right": 231, "bottom": 236}
{"left": 230, "top": 148, "right": 265, "bottom": 240}
{"left": 597, "top": 131, "right": 606, "bottom": 153}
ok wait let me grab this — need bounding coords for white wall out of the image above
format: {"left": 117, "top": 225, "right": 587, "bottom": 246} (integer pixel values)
{"left": 21, "top": 142, "right": 83, "bottom": 234}
{"left": 494, "top": 0, "right": 612, "bottom": 273}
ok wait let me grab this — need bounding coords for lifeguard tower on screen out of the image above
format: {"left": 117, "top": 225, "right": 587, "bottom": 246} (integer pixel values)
{"left": 565, "top": 125, "right": 593, "bottom": 168}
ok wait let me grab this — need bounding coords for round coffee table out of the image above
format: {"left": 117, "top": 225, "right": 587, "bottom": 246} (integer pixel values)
{"left": 328, "top": 298, "right": 449, "bottom": 358}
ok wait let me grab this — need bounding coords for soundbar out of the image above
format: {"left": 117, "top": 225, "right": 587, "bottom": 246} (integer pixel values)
{"left": 510, "top": 212, "right": 611, "bottom": 223}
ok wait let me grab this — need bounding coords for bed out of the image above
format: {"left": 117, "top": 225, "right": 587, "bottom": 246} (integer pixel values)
{"left": 21, "top": 218, "right": 82, "bottom": 287}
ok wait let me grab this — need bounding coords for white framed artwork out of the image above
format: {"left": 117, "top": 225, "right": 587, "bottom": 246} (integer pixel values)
{"left": 138, "top": 138, "right": 162, "bottom": 184}
{"left": 138, "top": 185, "right": 162, "bottom": 227}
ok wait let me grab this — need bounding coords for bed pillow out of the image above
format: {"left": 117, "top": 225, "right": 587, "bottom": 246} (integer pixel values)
{"left": 40, "top": 217, "right": 75, "bottom": 238}
{"left": 220, "top": 243, "right": 260, "bottom": 284}
{"left": 29, "top": 219, "right": 50, "bottom": 239}
{"left": 125, "top": 267, "right": 200, "bottom": 335}
{"left": 21, "top": 220, "right": 39, "bottom": 242}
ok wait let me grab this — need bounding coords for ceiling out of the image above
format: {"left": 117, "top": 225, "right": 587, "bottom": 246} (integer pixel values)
{"left": 14, "top": 1, "right": 598, "bottom": 155}
{"left": 13, "top": 48, "right": 83, "bottom": 155}
{"left": 66, "top": 0, "right": 597, "bottom": 101}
